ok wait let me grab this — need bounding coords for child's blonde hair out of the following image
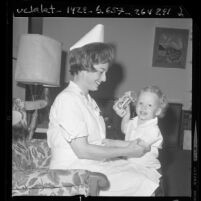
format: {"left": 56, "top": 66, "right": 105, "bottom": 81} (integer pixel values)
{"left": 138, "top": 85, "right": 168, "bottom": 118}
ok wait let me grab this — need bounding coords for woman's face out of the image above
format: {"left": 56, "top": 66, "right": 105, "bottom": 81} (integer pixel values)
{"left": 83, "top": 63, "right": 109, "bottom": 92}
{"left": 136, "top": 91, "right": 161, "bottom": 122}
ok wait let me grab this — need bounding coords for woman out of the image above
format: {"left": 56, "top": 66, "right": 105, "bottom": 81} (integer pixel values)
{"left": 47, "top": 25, "right": 155, "bottom": 196}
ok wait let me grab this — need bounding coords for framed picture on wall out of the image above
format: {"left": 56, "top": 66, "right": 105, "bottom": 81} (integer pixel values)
{"left": 152, "top": 27, "right": 189, "bottom": 69}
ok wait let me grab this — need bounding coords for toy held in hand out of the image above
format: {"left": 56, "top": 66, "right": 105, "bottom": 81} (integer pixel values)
{"left": 113, "top": 91, "right": 137, "bottom": 117}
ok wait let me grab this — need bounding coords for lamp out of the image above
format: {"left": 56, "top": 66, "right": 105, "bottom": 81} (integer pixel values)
{"left": 15, "top": 34, "right": 62, "bottom": 140}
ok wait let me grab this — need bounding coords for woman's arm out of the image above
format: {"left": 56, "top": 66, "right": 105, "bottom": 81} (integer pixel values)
{"left": 70, "top": 137, "right": 147, "bottom": 161}
{"left": 102, "top": 139, "right": 130, "bottom": 147}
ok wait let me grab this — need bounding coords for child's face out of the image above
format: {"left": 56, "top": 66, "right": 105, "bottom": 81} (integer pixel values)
{"left": 136, "top": 91, "right": 161, "bottom": 122}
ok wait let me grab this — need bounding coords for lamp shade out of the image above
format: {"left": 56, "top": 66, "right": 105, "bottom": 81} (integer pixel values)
{"left": 15, "top": 34, "right": 62, "bottom": 87}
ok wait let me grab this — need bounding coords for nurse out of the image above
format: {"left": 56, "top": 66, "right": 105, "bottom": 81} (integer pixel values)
{"left": 47, "top": 24, "right": 153, "bottom": 196}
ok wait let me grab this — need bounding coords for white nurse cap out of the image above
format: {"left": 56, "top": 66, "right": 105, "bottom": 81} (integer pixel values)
{"left": 69, "top": 24, "right": 104, "bottom": 50}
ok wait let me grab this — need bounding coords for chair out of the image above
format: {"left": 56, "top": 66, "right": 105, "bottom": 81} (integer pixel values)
{"left": 12, "top": 138, "right": 109, "bottom": 196}
{"left": 157, "top": 103, "right": 183, "bottom": 196}
{"left": 12, "top": 97, "right": 110, "bottom": 196}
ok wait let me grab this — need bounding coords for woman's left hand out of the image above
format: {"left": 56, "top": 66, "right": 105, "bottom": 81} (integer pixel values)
{"left": 136, "top": 139, "right": 151, "bottom": 153}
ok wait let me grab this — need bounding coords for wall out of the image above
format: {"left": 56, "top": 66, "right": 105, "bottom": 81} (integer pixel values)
{"left": 43, "top": 17, "right": 192, "bottom": 110}
{"left": 12, "top": 17, "right": 28, "bottom": 100}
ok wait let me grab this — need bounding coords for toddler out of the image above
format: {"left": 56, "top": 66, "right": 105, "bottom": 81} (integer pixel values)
{"left": 103, "top": 85, "right": 168, "bottom": 191}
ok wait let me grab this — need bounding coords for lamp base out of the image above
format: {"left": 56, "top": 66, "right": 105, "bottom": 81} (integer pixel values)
{"left": 28, "top": 110, "right": 38, "bottom": 140}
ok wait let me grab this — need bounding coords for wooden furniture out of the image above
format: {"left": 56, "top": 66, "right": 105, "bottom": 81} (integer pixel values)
{"left": 12, "top": 139, "right": 109, "bottom": 196}
{"left": 158, "top": 103, "right": 183, "bottom": 149}
{"left": 181, "top": 110, "right": 192, "bottom": 150}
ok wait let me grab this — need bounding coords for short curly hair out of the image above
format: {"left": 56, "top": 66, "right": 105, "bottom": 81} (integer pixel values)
{"left": 137, "top": 85, "right": 168, "bottom": 118}
{"left": 68, "top": 42, "right": 114, "bottom": 75}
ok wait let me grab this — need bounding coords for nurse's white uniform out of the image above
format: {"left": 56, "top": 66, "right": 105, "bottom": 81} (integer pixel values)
{"left": 47, "top": 81, "right": 159, "bottom": 196}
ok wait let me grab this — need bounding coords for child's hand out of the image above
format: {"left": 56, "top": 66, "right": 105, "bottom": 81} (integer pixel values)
{"left": 114, "top": 103, "right": 131, "bottom": 118}
{"left": 113, "top": 92, "right": 132, "bottom": 118}
{"left": 124, "top": 105, "right": 131, "bottom": 118}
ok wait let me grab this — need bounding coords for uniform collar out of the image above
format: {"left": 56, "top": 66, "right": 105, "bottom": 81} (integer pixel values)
{"left": 67, "top": 81, "right": 101, "bottom": 116}
{"left": 67, "top": 81, "right": 94, "bottom": 103}
{"left": 67, "top": 81, "right": 83, "bottom": 94}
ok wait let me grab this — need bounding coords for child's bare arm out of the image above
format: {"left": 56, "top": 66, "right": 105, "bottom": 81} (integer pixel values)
{"left": 121, "top": 106, "right": 131, "bottom": 134}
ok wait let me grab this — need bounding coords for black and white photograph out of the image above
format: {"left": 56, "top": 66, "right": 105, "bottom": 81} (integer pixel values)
{"left": 7, "top": 1, "right": 199, "bottom": 201}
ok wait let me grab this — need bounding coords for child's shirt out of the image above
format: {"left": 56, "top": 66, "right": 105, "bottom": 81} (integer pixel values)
{"left": 123, "top": 116, "right": 163, "bottom": 170}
